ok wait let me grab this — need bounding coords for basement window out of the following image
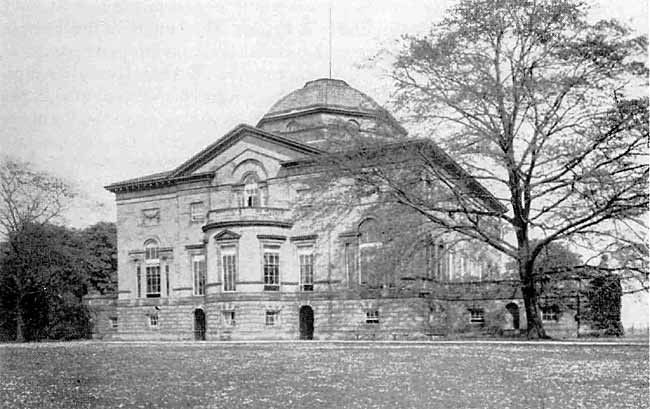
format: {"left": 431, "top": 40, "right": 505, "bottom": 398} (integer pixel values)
{"left": 223, "top": 310, "right": 236, "bottom": 327}
{"left": 541, "top": 306, "right": 559, "bottom": 322}
{"left": 469, "top": 308, "right": 485, "bottom": 324}
{"left": 266, "top": 310, "right": 280, "bottom": 326}
{"left": 365, "top": 310, "right": 380, "bottom": 324}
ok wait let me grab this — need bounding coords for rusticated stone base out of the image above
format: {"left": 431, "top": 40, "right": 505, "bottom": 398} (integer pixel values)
{"left": 85, "top": 291, "right": 587, "bottom": 340}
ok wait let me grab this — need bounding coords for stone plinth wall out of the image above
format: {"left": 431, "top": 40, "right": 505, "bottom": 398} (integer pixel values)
{"left": 85, "top": 287, "right": 598, "bottom": 340}
{"left": 109, "top": 295, "right": 433, "bottom": 341}
{"left": 84, "top": 293, "right": 118, "bottom": 340}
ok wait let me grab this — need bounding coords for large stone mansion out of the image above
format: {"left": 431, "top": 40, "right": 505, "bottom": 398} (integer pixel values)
{"left": 89, "top": 78, "right": 585, "bottom": 340}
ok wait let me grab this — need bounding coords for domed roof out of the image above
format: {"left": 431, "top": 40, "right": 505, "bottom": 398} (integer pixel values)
{"left": 262, "top": 78, "right": 385, "bottom": 119}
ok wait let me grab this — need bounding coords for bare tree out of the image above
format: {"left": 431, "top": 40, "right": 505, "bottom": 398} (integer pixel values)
{"left": 0, "top": 156, "right": 75, "bottom": 237}
{"left": 302, "top": 0, "right": 647, "bottom": 338}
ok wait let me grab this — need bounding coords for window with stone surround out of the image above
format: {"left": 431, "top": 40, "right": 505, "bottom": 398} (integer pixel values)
{"left": 365, "top": 309, "right": 379, "bottom": 324}
{"left": 136, "top": 264, "right": 142, "bottom": 298}
{"left": 344, "top": 241, "right": 358, "bottom": 287}
{"left": 192, "top": 254, "right": 206, "bottom": 296}
{"left": 144, "top": 240, "right": 161, "bottom": 298}
{"left": 265, "top": 310, "right": 280, "bottom": 326}
{"left": 149, "top": 314, "right": 159, "bottom": 328}
{"left": 190, "top": 202, "right": 205, "bottom": 222}
{"left": 223, "top": 310, "right": 236, "bottom": 327}
{"left": 146, "top": 266, "right": 161, "bottom": 297}
{"left": 263, "top": 246, "right": 280, "bottom": 291}
{"left": 243, "top": 173, "right": 260, "bottom": 207}
{"left": 144, "top": 240, "right": 159, "bottom": 260}
{"left": 298, "top": 246, "right": 314, "bottom": 291}
{"left": 221, "top": 246, "right": 237, "bottom": 292}
{"left": 359, "top": 218, "right": 383, "bottom": 287}
{"left": 165, "top": 265, "right": 170, "bottom": 296}
{"left": 469, "top": 308, "right": 485, "bottom": 324}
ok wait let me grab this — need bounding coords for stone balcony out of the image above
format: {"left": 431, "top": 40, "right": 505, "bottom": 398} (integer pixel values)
{"left": 203, "top": 207, "right": 293, "bottom": 230}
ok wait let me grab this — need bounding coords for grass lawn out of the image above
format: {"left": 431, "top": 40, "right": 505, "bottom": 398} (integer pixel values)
{"left": 0, "top": 341, "right": 647, "bottom": 408}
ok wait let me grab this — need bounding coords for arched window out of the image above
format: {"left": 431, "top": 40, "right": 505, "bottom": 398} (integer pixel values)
{"left": 347, "top": 119, "right": 360, "bottom": 134}
{"left": 144, "top": 240, "right": 161, "bottom": 298}
{"left": 241, "top": 173, "right": 261, "bottom": 208}
{"left": 144, "top": 240, "right": 159, "bottom": 261}
{"left": 359, "top": 218, "right": 382, "bottom": 245}
{"left": 358, "top": 218, "right": 383, "bottom": 287}
{"left": 286, "top": 120, "right": 299, "bottom": 132}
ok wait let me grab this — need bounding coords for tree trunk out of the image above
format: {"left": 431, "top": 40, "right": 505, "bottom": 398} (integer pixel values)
{"left": 15, "top": 305, "right": 25, "bottom": 342}
{"left": 520, "top": 262, "right": 549, "bottom": 339}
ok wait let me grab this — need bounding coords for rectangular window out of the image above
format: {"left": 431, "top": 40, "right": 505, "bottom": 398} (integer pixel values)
{"left": 541, "top": 306, "right": 558, "bottom": 322}
{"left": 193, "top": 255, "right": 206, "bottom": 296}
{"left": 263, "top": 247, "right": 280, "bottom": 291}
{"left": 149, "top": 314, "right": 158, "bottom": 328}
{"left": 366, "top": 310, "right": 380, "bottom": 324}
{"left": 437, "top": 244, "right": 448, "bottom": 282}
{"left": 222, "top": 246, "right": 237, "bottom": 292}
{"left": 146, "top": 266, "right": 161, "bottom": 297}
{"left": 469, "top": 308, "right": 485, "bottom": 324}
{"left": 190, "top": 202, "right": 204, "bottom": 222}
{"left": 299, "top": 247, "right": 314, "bottom": 291}
{"left": 109, "top": 317, "right": 118, "bottom": 329}
{"left": 223, "top": 310, "right": 236, "bottom": 327}
{"left": 265, "top": 310, "right": 279, "bottom": 326}
{"left": 165, "top": 265, "right": 170, "bottom": 296}
{"left": 136, "top": 264, "right": 142, "bottom": 298}
{"left": 425, "top": 241, "right": 433, "bottom": 279}
{"left": 345, "top": 242, "right": 358, "bottom": 287}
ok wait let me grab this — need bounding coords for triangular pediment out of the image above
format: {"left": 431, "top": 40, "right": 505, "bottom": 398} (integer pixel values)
{"left": 106, "top": 124, "right": 323, "bottom": 193}
{"left": 171, "top": 124, "right": 322, "bottom": 178}
{"left": 213, "top": 230, "right": 241, "bottom": 242}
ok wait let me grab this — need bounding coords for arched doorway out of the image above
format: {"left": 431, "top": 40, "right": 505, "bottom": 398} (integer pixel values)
{"left": 194, "top": 309, "right": 206, "bottom": 341}
{"left": 505, "top": 303, "right": 520, "bottom": 330}
{"left": 299, "top": 306, "right": 314, "bottom": 340}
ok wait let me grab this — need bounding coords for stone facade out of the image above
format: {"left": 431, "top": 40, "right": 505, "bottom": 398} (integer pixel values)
{"left": 94, "top": 78, "right": 591, "bottom": 340}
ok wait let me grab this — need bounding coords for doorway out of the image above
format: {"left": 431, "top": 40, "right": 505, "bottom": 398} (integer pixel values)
{"left": 299, "top": 305, "right": 314, "bottom": 340}
{"left": 194, "top": 309, "right": 206, "bottom": 340}
{"left": 505, "top": 303, "right": 520, "bottom": 330}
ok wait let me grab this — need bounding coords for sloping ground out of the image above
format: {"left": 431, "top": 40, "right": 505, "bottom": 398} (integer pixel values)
{"left": 0, "top": 341, "right": 647, "bottom": 408}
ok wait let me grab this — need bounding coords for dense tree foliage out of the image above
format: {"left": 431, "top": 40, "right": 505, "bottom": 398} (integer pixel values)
{"left": 0, "top": 221, "right": 117, "bottom": 341}
{"left": 0, "top": 221, "right": 118, "bottom": 342}
{"left": 80, "top": 222, "right": 117, "bottom": 295}
{"left": 0, "top": 223, "right": 89, "bottom": 341}
{"left": 583, "top": 274, "right": 623, "bottom": 336}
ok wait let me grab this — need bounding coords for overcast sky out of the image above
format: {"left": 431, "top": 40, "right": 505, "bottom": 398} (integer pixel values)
{"left": 1, "top": 0, "right": 647, "bottom": 228}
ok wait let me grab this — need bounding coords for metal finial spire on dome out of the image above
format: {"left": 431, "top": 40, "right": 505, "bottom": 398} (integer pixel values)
{"left": 329, "top": 6, "right": 332, "bottom": 80}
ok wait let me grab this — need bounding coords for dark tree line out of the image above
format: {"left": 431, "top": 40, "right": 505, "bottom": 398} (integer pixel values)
{"left": 0, "top": 221, "right": 116, "bottom": 342}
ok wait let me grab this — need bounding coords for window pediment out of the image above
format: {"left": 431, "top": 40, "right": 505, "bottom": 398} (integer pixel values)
{"left": 214, "top": 230, "right": 242, "bottom": 242}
